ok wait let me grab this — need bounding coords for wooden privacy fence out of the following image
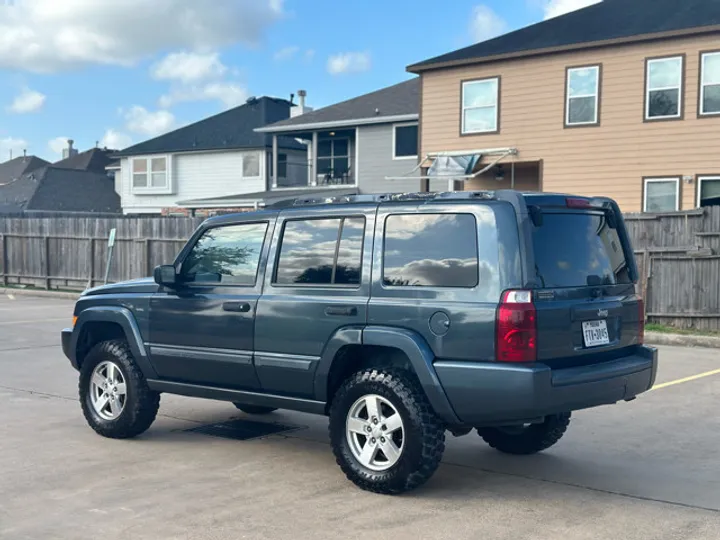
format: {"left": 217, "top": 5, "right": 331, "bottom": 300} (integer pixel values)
{"left": 2, "top": 208, "right": 720, "bottom": 330}
{"left": 0, "top": 216, "right": 202, "bottom": 291}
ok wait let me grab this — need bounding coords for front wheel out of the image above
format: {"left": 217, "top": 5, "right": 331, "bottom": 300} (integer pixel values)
{"left": 329, "top": 369, "right": 445, "bottom": 495}
{"left": 477, "top": 413, "right": 571, "bottom": 455}
{"left": 79, "top": 340, "right": 160, "bottom": 439}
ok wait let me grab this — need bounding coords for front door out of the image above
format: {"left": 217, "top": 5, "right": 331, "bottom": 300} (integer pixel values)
{"left": 149, "top": 219, "right": 274, "bottom": 390}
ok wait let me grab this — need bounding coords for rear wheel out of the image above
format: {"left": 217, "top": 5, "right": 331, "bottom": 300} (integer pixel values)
{"left": 329, "top": 369, "right": 445, "bottom": 495}
{"left": 233, "top": 403, "right": 277, "bottom": 415}
{"left": 477, "top": 413, "right": 571, "bottom": 455}
{"left": 79, "top": 340, "right": 160, "bottom": 439}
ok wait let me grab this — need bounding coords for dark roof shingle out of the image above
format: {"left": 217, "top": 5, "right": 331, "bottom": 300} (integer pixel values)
{"left": 0, "top": 156, "right": 50, "bottom": 185}
{"left": 114, "top": 97, "right": 304, "bottom": 157}
{"left": 258, "top": 78, "right": 419, "bottom": 132}
{"left": 409, "top": 0, "right": 720, "bottom": 71}
{"left": 52, "top": 148, "right": 118, "bottom": 174}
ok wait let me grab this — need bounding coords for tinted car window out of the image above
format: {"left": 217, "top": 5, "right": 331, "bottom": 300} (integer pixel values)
{"left": 533, "top": 212, "right": 631, "bottom": 288}
{"left": 383, "top": 214, "right": 479, "bottom": 287}
{"left": 182, "top": 222, "right": 267, "bottom": 285}
{"left": 275, "top": 217, "right": 365, "bottom": 286}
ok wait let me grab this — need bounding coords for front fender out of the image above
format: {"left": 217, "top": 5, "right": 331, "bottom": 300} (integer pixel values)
{"left": 71, "top": 306, "right": 158, "bottom": 379}
{"left": 362, "top": 327, "right": 460, "bottom": 425}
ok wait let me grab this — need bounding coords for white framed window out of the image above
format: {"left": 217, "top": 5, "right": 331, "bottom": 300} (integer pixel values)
{"left": 700, "top": 52, "right": 720, "bottom": 116}
{"left": 644, "top": 177, "right": 680, "bottom": 213}
{"left": 461, "top": 77, "right": 499, "bottom": 134}
{"left": 393, "top": 123, "right": 418, "bottom": 160}
{"left": 566, "top": 65, "right": 600, "bottom": 126}
{"left": 131, "top": 156, "right": 169, "bottom": 192}
{"left": 243, "top": 153, "right": 260, "bottom": 177}
{"left": 645, "top": 56, "right": 684, "bottom": 120}
{"left": 697, "top": 176, "right": 720, "bottom": 207}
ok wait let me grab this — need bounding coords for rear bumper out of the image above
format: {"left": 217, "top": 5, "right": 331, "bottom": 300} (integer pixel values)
{"left": 435, "top": 346, "right": 658, "bottom": 426}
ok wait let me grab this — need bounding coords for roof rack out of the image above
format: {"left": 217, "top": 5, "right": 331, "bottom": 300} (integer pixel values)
{"left": 270, "top": 191, "right": 498, "bottom": 208}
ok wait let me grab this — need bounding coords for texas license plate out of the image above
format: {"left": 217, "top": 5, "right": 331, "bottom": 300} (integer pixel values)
{"left": 582, "top": 320, "right": 610, "bottom": 347}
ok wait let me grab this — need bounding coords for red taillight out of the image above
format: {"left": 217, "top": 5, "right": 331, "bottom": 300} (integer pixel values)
{"left": 496, "top": 290, "right": 537, "bottom": 363}
{"left": 638, "top": 298, "right": 645, "bottom": 344}
{"left": 566, "top": 197, "right": 592, "bottom": 209}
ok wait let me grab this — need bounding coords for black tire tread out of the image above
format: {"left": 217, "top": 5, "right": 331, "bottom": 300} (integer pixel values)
{"left": 478, "top": 413, "right": 571, "bottom": 455}
{"left": 79, "top": 339, "right": 160, "bottom": 439}
{"left": 329, "top": 368, "right": 445, "bottom": 495}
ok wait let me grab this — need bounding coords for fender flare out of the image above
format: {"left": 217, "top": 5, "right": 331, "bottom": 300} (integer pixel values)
{"left": 72, "top": 306, "right": 158, "bottom": 379}
{"left": 315, "top": 325, "right": 460, "bottom": 425}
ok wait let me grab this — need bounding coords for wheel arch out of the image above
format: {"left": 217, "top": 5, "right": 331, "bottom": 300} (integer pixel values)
{"left": 316, "top": 325, "right": 460, "bottom": 424}
{"left": 72, "top": 307, "right": 157, "bottom": 378}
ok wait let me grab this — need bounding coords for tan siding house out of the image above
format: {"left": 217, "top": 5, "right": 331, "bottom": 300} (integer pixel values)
{"left": 410, "top": 0, "right": 720, "bottom": 212}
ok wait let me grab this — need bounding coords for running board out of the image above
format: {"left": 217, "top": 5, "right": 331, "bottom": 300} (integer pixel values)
{"left": 147, "top": 380, "right": 326, "bottom": 415}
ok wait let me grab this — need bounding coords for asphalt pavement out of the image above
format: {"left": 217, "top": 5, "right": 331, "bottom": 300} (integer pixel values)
{"left": 1, "top": 295, "right": 719, "bottom": 540}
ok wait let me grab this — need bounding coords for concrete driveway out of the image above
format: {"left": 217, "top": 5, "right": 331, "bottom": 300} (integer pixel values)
{"left": 1, "top": 295, "right": 719, "bottom": 539}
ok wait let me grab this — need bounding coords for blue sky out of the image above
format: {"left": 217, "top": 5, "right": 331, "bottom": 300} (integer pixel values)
{"left": 0, "top": 0, "right": 597, "bottom": 161}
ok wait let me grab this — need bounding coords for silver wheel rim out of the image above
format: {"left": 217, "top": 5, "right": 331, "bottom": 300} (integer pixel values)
{"left": 346, "top": 394, "right": 404, "bottom": 472}
{"left": 90, "top": 361, "right": 127, "bottom": 421}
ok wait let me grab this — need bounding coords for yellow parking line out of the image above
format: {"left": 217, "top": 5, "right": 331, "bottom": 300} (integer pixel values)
{"left": 0, "top": 318, "right": 68, "bottom": 325}
{"left": 651, "top": 368, "right": 720, "bottom": 391}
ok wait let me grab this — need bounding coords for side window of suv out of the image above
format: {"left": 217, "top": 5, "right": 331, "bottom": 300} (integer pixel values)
{"left": 275, "top": 217, "right": 365, "bottom": 286}
{"left": 181, "top": 222, "right": 268, "bottom": 285}
{"left": 383, "top": 213, "right": 479, "bottom": 287}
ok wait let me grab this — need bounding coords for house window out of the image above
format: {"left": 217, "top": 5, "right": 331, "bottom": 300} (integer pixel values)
{"left": 243, "top": 153, "right": 260, "bottom": 177}
{"left": 700, "top": 52, "right": 720, "bottom": 116}
{"left": 277, "top": 154, "right": 288, "bottom": 178}
{"left": 566, "top": 65, "right": 600, "bottom": 126}
{"left": 317, "top": 139, "right": 350, "bottom": 178}
{"left": 132, "top": 157, "right": 168, "bottom": 189}
{"left": 697, "top": 176, "right": 720, "bottom": 207}
{"left": 645, "top": 56, "right": 684, "bottom": 120}
{"left": 393, "top": 124, "right": 418, "bottom": 159}
{"left": 461, "top": 77, "right": 499, "bottom": 134}
{"left": 644, "top": 178, "right": 679, "bottom": 212}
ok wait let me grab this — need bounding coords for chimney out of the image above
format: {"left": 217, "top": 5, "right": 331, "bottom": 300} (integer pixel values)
{"left": 290, "top": 89, "right": 313, "bottom": 118}
{"left": 62, "top": 139, "right": 78, "bottom": 160}
{"left": 23, "top": 149, "right": 27, "bottom": 162}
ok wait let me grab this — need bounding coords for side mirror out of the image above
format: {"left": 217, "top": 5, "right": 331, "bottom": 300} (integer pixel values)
{"left": 154, "top": 265, "right": 178, "bottom": 287}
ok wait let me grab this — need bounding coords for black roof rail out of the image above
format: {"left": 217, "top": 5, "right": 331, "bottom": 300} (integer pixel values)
{"left": 269, "top": 191, "right": 501, "bottom": 208}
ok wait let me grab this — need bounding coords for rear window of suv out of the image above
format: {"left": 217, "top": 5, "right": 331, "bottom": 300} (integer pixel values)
{"left": 532, "top": 212, "right": 632, "bottom": 288}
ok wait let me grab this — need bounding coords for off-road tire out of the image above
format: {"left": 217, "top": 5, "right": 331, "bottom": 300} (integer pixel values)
{"left": 233, "top": 403, "right": 277, "bottom": 415}
{"left": 477, "top": 413, "right": 571, "bottom": 455}
{"left": 329, "top": 369, "right": 445, "bottom": 495}
{"left": 79, "top": 339, "right": 160, "bottom": 439}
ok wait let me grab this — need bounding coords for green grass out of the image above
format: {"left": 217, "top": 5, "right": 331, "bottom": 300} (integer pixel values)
{"left": 646, "top": 323, "right": 720, "bottom": 337}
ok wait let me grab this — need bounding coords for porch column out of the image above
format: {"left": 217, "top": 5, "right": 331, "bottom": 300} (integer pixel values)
{"left": 311, "top": 131, "right": 318, "bottom": 186}
{"left": 271, "top": 134, "right": 278, "bottom": 189}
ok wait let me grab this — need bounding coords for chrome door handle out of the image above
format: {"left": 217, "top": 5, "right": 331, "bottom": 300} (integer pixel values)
{"left": 324, "top": 306, "right": 357, "bottom": 317}
{"left": 223, "top": 301, "right": 251, "bottom": 313}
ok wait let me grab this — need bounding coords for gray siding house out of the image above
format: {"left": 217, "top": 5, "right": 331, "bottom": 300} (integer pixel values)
{"left": 254, "top": 79, "right": 446, "bottom": 197}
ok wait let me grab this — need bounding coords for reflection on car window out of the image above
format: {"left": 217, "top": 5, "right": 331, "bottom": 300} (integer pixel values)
{"left": 383, "top": 214, "right": 479, "bottom": 287}
{"left": 532, "top": 212, "right": 631, "bottom": 288}
{"left": 182, "top": 222, "right": 267, "bottom": 285}
{"left": 275, "top": 217, "right": 364, "bottom": 286}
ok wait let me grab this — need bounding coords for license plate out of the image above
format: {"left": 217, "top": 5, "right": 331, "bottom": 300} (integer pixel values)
{"left": 582, "top": 320, "right": 610, "bottom": 347}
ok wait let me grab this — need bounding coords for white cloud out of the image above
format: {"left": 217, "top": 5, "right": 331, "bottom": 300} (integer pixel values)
{"left": 123, "top": 106, "right": 175, "bottom": 137}
{"left": 0, "top": 0, "right": 284, "bottom": 72}
{"left": 151, "top": 51, "right": 227, "bottom": 83}
{"left": 7, "top": 87, "right": 46, "bottom": 114}
{"left": 159, "top": 82, "right": 250, "bottom": 109}
{"left": 544, "top": 0, "right": 602, "bottom": 19}
{"left": 304, "top": 49, "right": 315, "bottom": 62}
{"left": 274, "top": 46, "right": 300, "bottom": 61}
{"left": 0, "top": 137, "right": 28, "bottom": 161}
{"left": 327, "top": 52, "right": 371, "bottom": 75}
{"left": 470, "top": 5, "right": 507, "bottom": 42}
{"left": 100, "top": 129, "right": 132, "bottom": 150}
{"left": 48, "top": 136, "right": 70, "bottom": 157}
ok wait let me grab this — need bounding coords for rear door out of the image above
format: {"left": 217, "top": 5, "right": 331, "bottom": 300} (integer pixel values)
{"left": 528, "top": 206, "right": 642, "bottom": 368}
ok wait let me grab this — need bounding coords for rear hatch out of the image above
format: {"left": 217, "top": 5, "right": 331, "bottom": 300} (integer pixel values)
{"left": 527, "top": 198, "right": 643, "bottom": 369}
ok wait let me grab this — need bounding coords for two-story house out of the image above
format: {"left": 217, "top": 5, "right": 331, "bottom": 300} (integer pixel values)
{"left": 407, "top": 0, "right": 720, "bottom": 212}
{"left": 112, "top": 97, "right": 309, "bottom": 215}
